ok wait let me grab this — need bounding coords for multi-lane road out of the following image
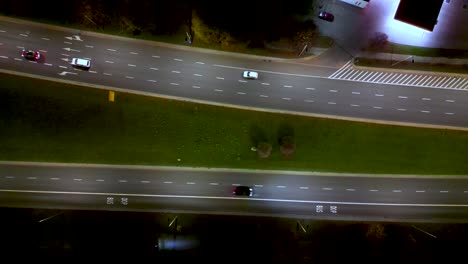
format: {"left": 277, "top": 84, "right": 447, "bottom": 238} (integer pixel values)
{"left": 1, "top": 17, "right": 468, "bottom": 222}
{"left": 1, "top": 17, "right": 468, "bottom": 128}
{"left": 1, "top": 163, "right": 467, "bottom": 223}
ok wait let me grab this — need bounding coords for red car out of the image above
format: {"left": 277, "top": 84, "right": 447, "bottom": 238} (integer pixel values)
{"left": 318, "top": 11, "right": 334, "bottom": 22}
{"left": 21, "top": 49, "right": 41, "bottom": 61}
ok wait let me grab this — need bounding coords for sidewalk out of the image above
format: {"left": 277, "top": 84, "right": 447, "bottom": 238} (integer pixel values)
{"left": 0, "top": 15, "right": 465, "bottom": 71}
{"left": 353, "top": 51, "right": 468, "bottom": 75}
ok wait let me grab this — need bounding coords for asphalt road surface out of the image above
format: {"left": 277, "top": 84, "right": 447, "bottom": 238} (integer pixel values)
{"left": 1, "top": 18, "right": 468, "bottom": 128}
{"left": 1, "top": 163, "right": 467, "bottom": 223}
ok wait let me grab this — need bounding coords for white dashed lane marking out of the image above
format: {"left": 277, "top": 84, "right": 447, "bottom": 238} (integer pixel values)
{"left": 107, "top": 49, "right": 116, "bottom": 52}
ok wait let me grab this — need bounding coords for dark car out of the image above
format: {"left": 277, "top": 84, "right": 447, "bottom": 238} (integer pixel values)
{"left": 233, "top": 186, "right": 253, "bottom": 197}
{"left": 318, "top": 11, "right": 334, "bottom": 22}
{"left": 21, "top": 49, "right": 41, "bottom": 61}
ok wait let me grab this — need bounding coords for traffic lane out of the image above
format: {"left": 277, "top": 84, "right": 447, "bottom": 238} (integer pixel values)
{"left": 0, "top": 19, "right": 340, "bottom": 77}
{"left": 2, "top": 32, "right": 468, "bottom": 128}
{"left": 2, "top": 164, "right": 468, "bottom": 194}
{"left": 1, "top": 168, "right": 467, "bottom": 204}
{"left": 0, "top": 191, "right": 466, "bottom": 223}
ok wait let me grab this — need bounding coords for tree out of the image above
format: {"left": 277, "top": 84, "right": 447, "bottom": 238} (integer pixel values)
{"left": 279, "top": 135, "right": 295, "bottom": 156}
{"left": 257, "top": 142, "right": 272, "bottom": 158}
{"left": 368, "top": 32, "right": 389, "bottom": 50}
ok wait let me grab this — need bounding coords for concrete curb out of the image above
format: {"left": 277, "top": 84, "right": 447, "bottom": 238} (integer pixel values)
{"left": 1, "top": 161, "right": 467, "bottom": 178}
{"left": 2, "top": 68, "right": 468, "bottom": 132}
{"left": 0, "top": 15, "right": 318, "bottom": 63}
{"left": 353, "top": 59, "right": 468, "bottom": 78}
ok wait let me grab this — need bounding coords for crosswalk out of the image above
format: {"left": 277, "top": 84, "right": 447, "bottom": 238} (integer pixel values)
{"left": 329, "top": 61, "right": 468, "bottom": 90}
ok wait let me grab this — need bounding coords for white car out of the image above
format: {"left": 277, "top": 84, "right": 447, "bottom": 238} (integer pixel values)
{"left": 71, "top": 58, "right": 91, "bottom": 70}
{"left": 242, "top": 71, "right": 258, "bottom": 79}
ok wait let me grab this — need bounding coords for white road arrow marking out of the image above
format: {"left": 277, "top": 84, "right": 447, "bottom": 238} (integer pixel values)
{"left": 58, "top": 71, "right": 77, "bottom": 76}
{"left": 63, "top": 47, "right": 80, "bottom": 52}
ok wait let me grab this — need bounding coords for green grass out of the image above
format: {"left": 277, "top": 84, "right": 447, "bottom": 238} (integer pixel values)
{"left": 354, "top": 57, "right": 468, "bottom": 74}
{"left": 1, "top": 73, "right": 468, "bottom": 175}
{"left": 367, "top": 43, "right": 468, "bottom": 58}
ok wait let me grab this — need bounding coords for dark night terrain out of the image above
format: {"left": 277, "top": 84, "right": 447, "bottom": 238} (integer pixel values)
{"left": 0, "top": 207, "right": 466, "bottom": 263}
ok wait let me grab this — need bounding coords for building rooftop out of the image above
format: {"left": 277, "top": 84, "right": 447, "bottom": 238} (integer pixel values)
{"left": 394, "top": 0, "right": 444, "bottom": 31}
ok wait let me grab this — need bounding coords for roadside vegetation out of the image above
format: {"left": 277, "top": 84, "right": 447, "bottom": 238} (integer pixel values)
{"left": 1, "top": 0, "right": 332, "bottom": 58}
{"left": 1, "top": 73, "right": 468, "bottom": 175}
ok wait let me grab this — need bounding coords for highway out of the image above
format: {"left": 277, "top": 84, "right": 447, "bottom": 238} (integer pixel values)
{"left": 1, "top": 163, "right": 467, "bottom": 222}
{"left": 1, "top": 18, "right": 468, "bottom": 128}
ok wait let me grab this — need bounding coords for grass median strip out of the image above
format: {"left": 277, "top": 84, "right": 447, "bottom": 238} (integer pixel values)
{"left": 1, "top": 73, "right": 468, "bottom": 175}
